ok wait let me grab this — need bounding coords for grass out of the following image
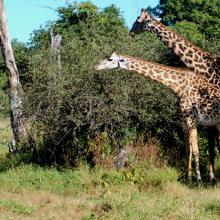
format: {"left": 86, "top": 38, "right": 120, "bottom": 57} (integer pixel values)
{"left": 0, "top": 199, "right": 34, "bottom": 215}
{"left": 0, "top": 118, "right": 220, "bottom": 219}
{"left": 0, "top": 117, "right": 12, "bottom": 155}
{"left": 0, "top": 163, "right": 219, "bottom": 219}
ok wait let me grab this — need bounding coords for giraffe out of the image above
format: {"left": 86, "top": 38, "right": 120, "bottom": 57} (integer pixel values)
{"left": 130, "top": 9, "right": 220, "bottom": 183}
{"left": 129, "top": 9, "right": 220, "bottom": 87}
{"left": 95, "top": 52, "right": 220, "bottom": 182}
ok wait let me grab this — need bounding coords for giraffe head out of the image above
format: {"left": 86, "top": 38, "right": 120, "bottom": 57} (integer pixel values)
{"left": 129, "top": 9, "right": 153, "bottom": 35}
{"left": 95, "top": 52, "right": 128, "bottom": 70}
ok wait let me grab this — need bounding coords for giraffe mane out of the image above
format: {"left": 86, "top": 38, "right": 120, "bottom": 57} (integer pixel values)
{"left": 146, "top": 17, "right": 216, "bottom": 59}
{"left": 119, "top": 53, "right": 192, "bottom": 72}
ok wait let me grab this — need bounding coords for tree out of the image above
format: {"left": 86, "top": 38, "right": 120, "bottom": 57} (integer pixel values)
{"left": 0, "top": 0, "right": 27, "bottom": 147}
{"left": 24, "top": 2, "right": 182, "bottom": 166}
{"left": 152, "top": 0, "right": 220, "bottom": 38}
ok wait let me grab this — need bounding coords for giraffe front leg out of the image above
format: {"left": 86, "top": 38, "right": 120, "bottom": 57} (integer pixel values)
{"left": 187, "top": 141, "right": 193, "bottom": 183}
{"left": 184, "top": 117, "right": 202, "bottom": 183}
{"left": 189, "top": 127, "right": 202, "bottom": 183}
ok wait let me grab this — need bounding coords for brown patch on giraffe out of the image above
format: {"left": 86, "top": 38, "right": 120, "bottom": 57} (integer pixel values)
{"left": 179, "top": 43, "right": 187, "bottom": 52}
{"left": 163, "top": 36, "right": 170, "bottom": 41}
{"left": 208, "top": 68, "right": 214, "bottom": 74}
{"left": 186, "top": 50, "right": 193, "bottom": 57}
{"left": 171, "top": 42, "right": 176, "bottom": 50}
{"left": 186, "top": 58, "right": 193, "bottom": 64}
{"left": 198, "top": 65, "right": 207, "bottom": 71}
{"left": 207, "top": 62, "right": 212, "bottom": 67}
{"left": 171, "top": 74, "right": 177, "bottom": 80}
{"left": 156, "top": 75, "right": 163, "bottom": 81}
{"left": 197, "top": 51, "right": 202, "bottom": 56}
{"left": 157, "top": 26, "right": 163, "bottom": 32}
{"left": 194, "top": 54, "right": 199, "bottom": 62}
{"left": 154, "top": 69, "right": 161, "bottom": 73}
{"left": 163, "top": 72, "right": 169, "bottom": 78}
{"left": 148, "top": 69, "right": 154, "bottom": 75}
{"left": 178, "top": 49, "right": 184, "bottom": 57}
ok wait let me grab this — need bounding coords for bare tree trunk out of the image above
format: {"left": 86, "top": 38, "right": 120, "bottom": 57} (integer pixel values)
{"left": 50, "top": 29, "right": 62, "bottom": 75}
{"left": 0, "top": 0, "right": 27, "bottom": 146}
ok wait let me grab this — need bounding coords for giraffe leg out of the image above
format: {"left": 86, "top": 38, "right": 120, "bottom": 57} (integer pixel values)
{"left": 215, "top": 124, "right": 220, "bottom": 153}
{"left": 187, "top": 142, "right": 193, "bottom": 182}
{"left": 189, "top": 127, "right": 202, "bottom": 183}
{"left": 207, "top": 126, "right": 216, "bottom": 185}
{"left": 185, "top": 128, "right": 192, "bottom": 182}
{"left": 184, "top": 118, "right": 202, "bottom": 183}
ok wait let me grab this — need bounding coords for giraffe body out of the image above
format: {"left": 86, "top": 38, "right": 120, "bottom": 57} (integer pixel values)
{"left": 130, "top": 9, "right": 220, "bottom": 183}
{"left": 95, "top": 52, "right": 220, "bottom": 181}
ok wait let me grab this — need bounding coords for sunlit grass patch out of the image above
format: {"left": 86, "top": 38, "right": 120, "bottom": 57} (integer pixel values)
{"left": 0, "top": 165, "right": 89, "bottom": 195}
{"left": 0, "top": 199, "right": 34, "bottom": 215}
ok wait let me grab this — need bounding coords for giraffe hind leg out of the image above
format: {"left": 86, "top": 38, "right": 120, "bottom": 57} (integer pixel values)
{"left": 207, "top": 126, "right": 216, "bottom": 185}
{"left": 185, "top": 129, "right": 192, "bottom": 182}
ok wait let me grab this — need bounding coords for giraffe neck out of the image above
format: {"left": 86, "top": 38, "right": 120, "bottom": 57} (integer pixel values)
{"left": 121, "top": 55, "right": 190, "bottom": 96}
{"left": 145, "top": 17, "right": 220, "bottom": 86}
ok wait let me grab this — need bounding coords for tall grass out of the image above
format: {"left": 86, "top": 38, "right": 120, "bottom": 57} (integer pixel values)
{"left": 0, "top": 163, "right": 220, "bottom": 219}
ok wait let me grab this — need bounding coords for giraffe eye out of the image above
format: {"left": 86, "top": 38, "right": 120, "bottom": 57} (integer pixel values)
{"left": 119, "top": 59, "right": 125, "bottom": 62}
{"left": 108, "top": 58, "right": 113, "bottom": 61}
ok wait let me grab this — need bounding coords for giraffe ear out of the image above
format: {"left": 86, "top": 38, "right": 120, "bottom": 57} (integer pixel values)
{"left": 141, "top": 8, "right": 145, "bottom": 12}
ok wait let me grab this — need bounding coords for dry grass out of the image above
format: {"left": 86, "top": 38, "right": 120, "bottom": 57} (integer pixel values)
{"left": 0, "top": 121, "right": 220, "bottom": 219}
{"left": 0, "top": 164, "right": 219, "bottom": 220}
{"left": 1, "top": 182, "right": 220, "bottom": 220}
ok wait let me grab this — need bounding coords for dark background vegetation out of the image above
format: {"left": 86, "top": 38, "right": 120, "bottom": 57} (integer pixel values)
{"left": 0, "top": 1, "right": 219, "bottom": 178}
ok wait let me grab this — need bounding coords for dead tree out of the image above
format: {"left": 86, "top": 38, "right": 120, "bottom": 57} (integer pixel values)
{"left": 0, "top": 0, "right": 27, "bottom": 147}
{"left": 50, "top": 29, "right": 62, "bottom": 74}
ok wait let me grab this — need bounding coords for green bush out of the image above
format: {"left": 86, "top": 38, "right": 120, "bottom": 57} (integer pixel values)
{"left": 9, "top": 1, "right": 218, "bottom": 174}
{"left": 22, "top": 2, "right": 183, "bottom": 166}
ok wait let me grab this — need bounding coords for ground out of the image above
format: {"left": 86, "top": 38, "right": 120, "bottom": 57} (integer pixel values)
{"left": 0, "top": 119, "right": 220, "bottom": 219}
{"left": 0, "top": 163, "right": 220, "bottom": 219}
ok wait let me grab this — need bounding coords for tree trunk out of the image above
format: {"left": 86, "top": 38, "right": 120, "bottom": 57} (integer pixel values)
{"left": 50, "top": 29, "right": 62, "bottom": 75}
{"left": 0, "top": 0, "right": 27, "bottom": 146}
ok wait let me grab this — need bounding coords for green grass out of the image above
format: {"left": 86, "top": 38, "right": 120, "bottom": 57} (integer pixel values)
{"left": 0, "top": 163, "right": 220, "bottom": 219}
{"left": 0, "top": 117, "right": 12, "bottom": 155}
{"left": 0, "top": 119, "right": 220, "bottom": 219}
{"left": 0, "top": 199, "right": 34, "bottom": 215}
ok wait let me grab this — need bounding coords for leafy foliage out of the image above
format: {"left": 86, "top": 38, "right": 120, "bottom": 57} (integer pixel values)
{"left": 152, "top": 0, "right": 220, "bottom": 39}
{"left": 21, "top": 2, "right": 183, "bottom": 166}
